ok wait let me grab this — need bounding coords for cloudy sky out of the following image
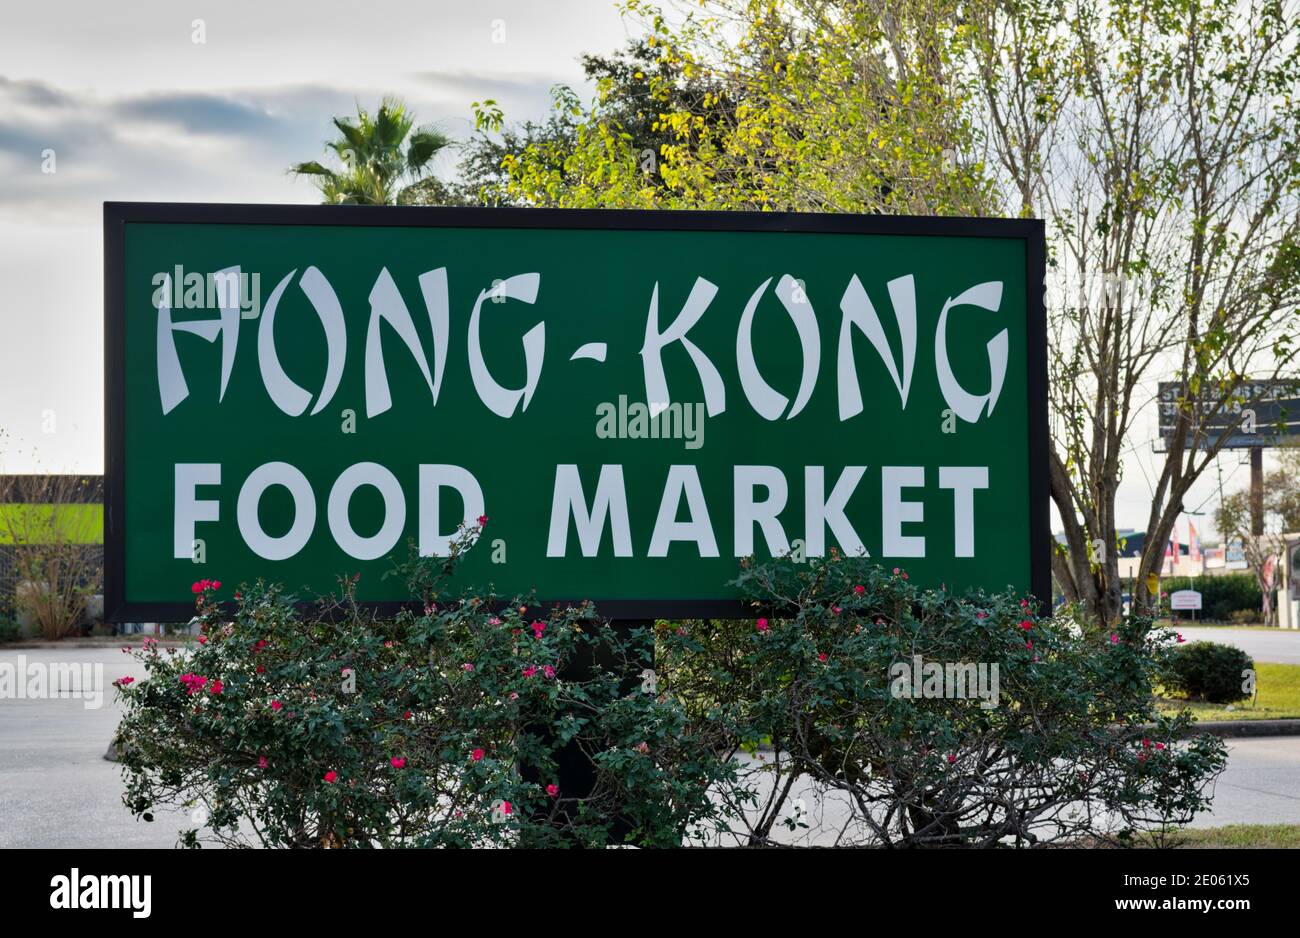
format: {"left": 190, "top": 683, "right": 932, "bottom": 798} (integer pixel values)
{"left": 0, "top": 0, "right": 1260, "bottom": 537}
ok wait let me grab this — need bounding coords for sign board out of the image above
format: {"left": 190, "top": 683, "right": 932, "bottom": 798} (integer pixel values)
{"left": 1157, "top": 379, "right": 1300, "bottom": 450}
{"left": 1169, "top": 589, "right": 1203, "bottom": 611}
{"left": 104, "top": 203, "right": 1048, "bottom": 622}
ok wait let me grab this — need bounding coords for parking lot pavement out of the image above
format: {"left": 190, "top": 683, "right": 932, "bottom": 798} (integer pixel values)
{"left": 1159, "top": 626, "right": 1300, "bottom": 664}
{"left": 1, "top": 646, "right": 1298, "bottom": 847}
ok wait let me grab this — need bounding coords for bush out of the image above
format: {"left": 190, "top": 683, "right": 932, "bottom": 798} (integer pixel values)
{"left": 1160, "top": 575, "right": 1261, "bottom": 622}
{"left": 0, "top": 619, "right": 19, "bottom": 644}
{"left": 1160, "top": 641, "right": 1254, "bottom": 704}
{"left": 115, "top": 538, "right": 735, "bottom": 848}
{"left": 115, "top": 544, "right": 1229, "bottom": 848}
{"left": 660, "top": 553, "right": 1229, "bottom": 847}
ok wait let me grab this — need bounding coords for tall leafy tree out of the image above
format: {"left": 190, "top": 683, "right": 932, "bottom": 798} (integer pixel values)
{"left": 483, "top": 0, "right": 1300, "bottom": 628}
{"left": 291, "top": 97, "right": 454, "bottom": 205}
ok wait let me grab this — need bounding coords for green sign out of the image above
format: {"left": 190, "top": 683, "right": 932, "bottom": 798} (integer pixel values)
{"left": 105, "top": 203, "right": 1048, "bottom": 621}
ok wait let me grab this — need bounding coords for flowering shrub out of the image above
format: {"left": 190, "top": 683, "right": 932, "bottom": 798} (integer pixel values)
{"left": 657, "top": 553, "right": 1228, "bottom": 847}
{"left": 116, "top": 551, "right": 733, "bottom": 848}
{"left": 116, "top": 546, "right": 1227, "bottom": 848}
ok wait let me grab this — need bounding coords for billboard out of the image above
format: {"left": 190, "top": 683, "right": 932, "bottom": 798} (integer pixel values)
{"left": 105, "top": 203, "right": 1048, "bottom": 621}
{"left": 1158, "top": 379, "right": 1300, "bottom": 450}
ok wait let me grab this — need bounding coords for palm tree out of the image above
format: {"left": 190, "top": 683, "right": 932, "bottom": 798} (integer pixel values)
{"left": 291, "top": 97, "right": 454, "bottom": 205}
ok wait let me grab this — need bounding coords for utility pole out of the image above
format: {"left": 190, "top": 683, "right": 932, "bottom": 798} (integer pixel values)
{"left": 1250, "top": 447, "right": 1265, "bottom": 536}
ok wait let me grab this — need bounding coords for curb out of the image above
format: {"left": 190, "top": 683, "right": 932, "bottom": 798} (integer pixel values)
{"left": 1, "top": 640, "right": 191, "bottom": 650}
{"left": 1181, "top": 719, "right": 1300, "bottom": 738}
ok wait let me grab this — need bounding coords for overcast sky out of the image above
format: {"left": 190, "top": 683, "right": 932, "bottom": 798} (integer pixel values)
{"left": 0, "top": 0, "right": 1262, "bottom": 539}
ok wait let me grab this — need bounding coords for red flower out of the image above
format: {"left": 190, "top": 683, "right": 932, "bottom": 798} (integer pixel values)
{"left": 390, "top": 757, "right": 406, "bottom": 769}
{"left": 817, "top": 652, "right": 828, "bottom": 662}
{"left": 854, "top": 585, "right": 865, "bottom": 595}
{"left": 543, "top": 665, "right": 556, "bottom": 679}
{"left": 756, "top": 618, "right": 769, "bottom": 633}
{"left": 114, "top": 676, "right": 135, "bottom": 688}
{"left": 403, "top": 711, "right": 412, "bottom": 720}
{"left": 531, "top": 621, "right": 546, "bottom": 639}
{"left": 546, "top": 784, "right": 559, "bottom": 798}
{"left": 257, "top": 756, "right": 268, "bottom": 769}
{"left": 270, "top": 700, "right": 283, "bottom": 711}
{"left": 323, "top": 771, "right": 338, "bottom": 784}
{"left": 1024, "top": 641, "right": 1033, "bottom": 650}
{"left": 209, "top": 679, "right": 224, "bottom": 695}
{"left": 1020, "top": 620, "right": 1033, "bottom": 630}
{"left": 477, "top": 514, "right": 489, "bottom": 526}
{"left": 947, "top": 754, "right": 957, "bottom": 764}
{"left": 471, "top": 748, "right": 485, "bottom": 762}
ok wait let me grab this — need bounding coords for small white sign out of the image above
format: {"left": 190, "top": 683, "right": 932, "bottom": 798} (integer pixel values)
{"left": 1170, "top": 589, "right": 1203, "bottom": 611}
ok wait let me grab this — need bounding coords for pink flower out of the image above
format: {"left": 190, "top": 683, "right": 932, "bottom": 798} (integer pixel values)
{"left": 1109, "top": 633, "right": 1119, "bottom": 645}
{"left": 462, "top": 662, "right": 475, "bottom": 672}
{"left": 212, "top": 580, "right": 221, "bottom": 590}
{"left": 546, "top": 784, "right": 559, "bottom": 798}
{"left": 831, "top": 606, "right": 842, "bottom": 615}
{"left": 270, "top": 700, "right": 283, "bottom": 711}
{"left": 1024, "top": 641, "right": 1033, "bottom": 650}
{"left": 1020, "top": 620, "right": 1033, "bottom": 631}
{"left": 1176, "top": 633, "right": 1185, "bottom": 644}
{"left": 1020, "top": 599, "right": 1030, "bottom": 608}
{"left": 114, "top": 676, "right": 135, "bottom": 688}
{"left": 499, "top": 801, "right": 513, "bottom": 816}
{"left": 522, "top": 665, "right": 538, "bottom": 678}
{"left": 531, "top": 621, "right": 546, "bottom": 639}
{"left": 323, "top": 771, "right": 337, "bottom": 784}
{"left": 947, "top": 754, "right": 957, "bottom": 764}
{"left": 756, "top": 618, "right": 769, "bottom": 633}
{"left": 208, "top": 679, "right": 224, "bottom": 695}
{"left": 471, "top": 748, "right": 485, "bottom": 762}
{"left": 197, "top": 636, "right": 208, "bottom": 645}
{"left": 817, "top": 652, "right": 828, "bottom": 662}
{"left": 854, "top": 585, "right": 866, "bottom": 595}
{"left": 1155, "top": 742, "right": 1166, "bottom": 751}
{"left": 508, "top": 692, "right": 519, "bottom": 701}
{"left": 477, "top": 514, "right": 489, "bottom": 526}
{"left": 543, "top": 665, "right": 556, "bottom": 679}
{"left": 488, "top": 617, "right": 501, "bottom": 626}
{"left": 1141, "top": 738, "right": 1151, "bottom": 748}
{"left": 635, "top": 742, "right": 650, "bottom": 754}
{"left": 390, "top": 757, "right": 406, "bottom": 769}
{"left": 257, "top": 756, "right": 268, "bottom": 769}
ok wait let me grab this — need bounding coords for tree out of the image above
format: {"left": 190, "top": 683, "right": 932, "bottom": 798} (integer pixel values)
{"left": 966, "top": 0, "right": 1300, "bottom": 623}
{"left": 290, "top": 97, "right": 454, "bottom": 205}
{"left": 487, "top": 0, "right": 1300, "bottom": 629}
{"left": 1215, "top": 468, "right": 1297, "bottom": 627}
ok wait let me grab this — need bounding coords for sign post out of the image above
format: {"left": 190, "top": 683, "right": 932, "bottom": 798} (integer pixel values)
{"left": 105, "top": 203, "right": 1049, "bottom": 620}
